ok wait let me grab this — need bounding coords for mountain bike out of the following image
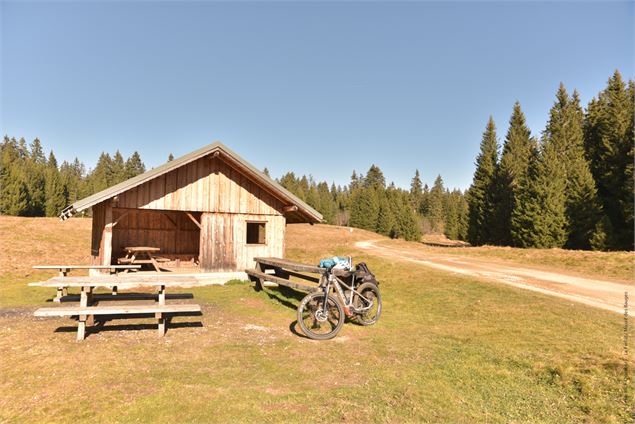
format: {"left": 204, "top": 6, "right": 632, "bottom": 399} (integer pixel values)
{"left": 297, "top": 265, "right": 381, "bottom": 340}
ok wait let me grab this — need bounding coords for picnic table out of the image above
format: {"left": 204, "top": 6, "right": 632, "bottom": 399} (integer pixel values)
{"left": 118, "top": 246, "right": 163, "bottom": 272}
{"left": 32, "top": 265, "right": 141, "bottom": 301}
{"left": 31, "top": 276, "right": 201, "bottom": 340}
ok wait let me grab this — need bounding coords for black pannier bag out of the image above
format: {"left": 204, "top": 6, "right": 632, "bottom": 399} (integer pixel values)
{"left": 354, "top": 262, "right": 379, "bottom": 285}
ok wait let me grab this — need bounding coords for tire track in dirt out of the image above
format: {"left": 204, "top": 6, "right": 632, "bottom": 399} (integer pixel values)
{"left": 356, "top": 240, "right": 630, "bottom": 314}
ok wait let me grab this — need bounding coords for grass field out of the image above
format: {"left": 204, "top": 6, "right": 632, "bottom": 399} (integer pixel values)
{"left": 0, "top": 217, "right": 633, "bottom": 423}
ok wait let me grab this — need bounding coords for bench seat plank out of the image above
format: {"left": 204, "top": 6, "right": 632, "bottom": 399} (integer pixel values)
{"left": 34, "top": 304, "right": 201, "bottom": 317}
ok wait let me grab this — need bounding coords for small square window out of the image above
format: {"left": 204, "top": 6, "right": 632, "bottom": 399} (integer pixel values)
{"left": 246, "top": 222, "right": 266, "bottom": 245}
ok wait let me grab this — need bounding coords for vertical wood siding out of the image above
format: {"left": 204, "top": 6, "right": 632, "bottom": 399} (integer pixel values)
{"left": 92, "top": 154, "right": 289, "bottom": 270}
{"left": 111, "top": 209, "right": 200, "bottom": 261}
{"left": 117, "top": 156, "right": 285, "bottom": 215}
{"left": 199, "top": 213, "right": 285, "bottom": 272}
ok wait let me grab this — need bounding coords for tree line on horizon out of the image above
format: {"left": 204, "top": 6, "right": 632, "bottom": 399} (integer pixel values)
{"left": 467, "top": 70, "right": 633, "bottom": 251}
{"left": 276, "top": 166, "right": 467, "bottom": 242}
{"left": 0, "top": 71, "right": 631, "bottom": 250}
{"left": 0, "top": 140, "right": 147, "bottom": 217}
{"left": 0, "top": 136, "right": 464, "bottom": 242}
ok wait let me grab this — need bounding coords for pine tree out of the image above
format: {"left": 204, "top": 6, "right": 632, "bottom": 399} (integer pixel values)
{"left": 111, "top": 150, "right": 126, "bottom": 184}
{"left": 467, "top": 116, "right": 499, "bottom": 245}
{"left": 584, "top": 71, "right": 634, "bottom": 250}
{"left": 492, "top": 102, "right": 534, "bottom": 246}
{"left": 410, "top": 169, "right": 423, "bottom": 209}
{"left": 348, "top": 187, "right": 379, "bottom": 231}
{"left": 23, "top": 140, "right": 47, "bottom": 216}
{"left": 393, "top": 191, "right": 421, "bottom": 241}
{"left": 363, "top": 165, "right": 386, "bottom": 191}
{"left": 89, "top": 152, "right": 114, "bottom": 192}
{"left": 124, "top": 151, "right": 146, "bottom": 179}
{"left": 427, "top": 175, "right": 445, "bottom": 233}
{"left": 376, "top": 193, "right": 396, "bottom": 236}
{"left": 30, "top": 138, "right": 46, "bottom": 165}
{"left": 45, "top": 166, "right": 67, "bottom": 217}
{"left": 544, "top": 86, "right": 603, "bottom": 249}
{"left": 316, "top": 182, "right": 336, "bottom": 224}
{"left": 168, "top": 153, "right": 174, "bottom": 161}
{"left": 512, "top": 136, "right": 567, "bottom": 248}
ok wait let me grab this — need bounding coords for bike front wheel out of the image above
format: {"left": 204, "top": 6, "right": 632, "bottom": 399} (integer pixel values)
{"left": 297, "top": 292, "right": 345, "bottom": 340}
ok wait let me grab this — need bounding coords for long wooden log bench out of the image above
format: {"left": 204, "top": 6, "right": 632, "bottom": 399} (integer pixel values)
{"left": 34, "top": 304, "right": 201, "bottom": 340}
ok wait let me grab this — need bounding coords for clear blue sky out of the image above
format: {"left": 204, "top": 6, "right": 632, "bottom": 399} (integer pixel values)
{"left": 1, "top": 1, "right": 633, "bottom": 190}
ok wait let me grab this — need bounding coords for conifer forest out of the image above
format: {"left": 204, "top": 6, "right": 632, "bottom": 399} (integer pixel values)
{"left": 1, "top": 71, "right": 632, "bottom": 251}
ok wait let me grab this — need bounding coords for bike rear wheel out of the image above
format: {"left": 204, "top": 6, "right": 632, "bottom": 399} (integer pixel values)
{"left": 353, "top": 282, "right": 382, "bottom": 326}
{"left": 297, "top": 292, "right": 345, "bottom": 340}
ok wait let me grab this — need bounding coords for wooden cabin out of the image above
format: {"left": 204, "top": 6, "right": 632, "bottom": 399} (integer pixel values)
{"left": 59, "top": 142, "right": 322, "bottom": 274}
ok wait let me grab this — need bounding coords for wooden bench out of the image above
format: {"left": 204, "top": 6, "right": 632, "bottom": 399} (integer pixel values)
{"left": 34, "top": 304, "right": 202, "bottom": 340}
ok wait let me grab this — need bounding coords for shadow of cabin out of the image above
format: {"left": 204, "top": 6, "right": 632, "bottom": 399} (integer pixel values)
{"left": 61, "top": 142, "right": 323, "bottom": 276}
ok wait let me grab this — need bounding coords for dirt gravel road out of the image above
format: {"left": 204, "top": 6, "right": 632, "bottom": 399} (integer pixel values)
{"left": 356, "top": 240, "right": 631, "bottom": 314}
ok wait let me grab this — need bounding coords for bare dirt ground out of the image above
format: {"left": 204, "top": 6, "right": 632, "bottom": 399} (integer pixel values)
{"left": 357, "top": 239, "right": 633, "bottom": 314}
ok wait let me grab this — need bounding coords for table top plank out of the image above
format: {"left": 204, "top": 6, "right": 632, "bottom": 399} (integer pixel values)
{"left": 33, "top": 265, "right": 142, "bottom": 270}
{"left": 29, "top": 275, "right": 202, "bottom": 288}
{"left": 124, "top": 247, "right": 161, "bottom": 253}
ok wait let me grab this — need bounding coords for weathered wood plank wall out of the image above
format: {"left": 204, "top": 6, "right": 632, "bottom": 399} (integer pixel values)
{"left": 92, "top": 154, "right": 290, "bottom": 272}
{"left": 199, "top": 213, "right": 285, "bottom": 272}
{"left": 111, "top": 209, "right": 200, "bottom": 261}
{"left": 116, "top": 156, "right": 285, "bottom": 215}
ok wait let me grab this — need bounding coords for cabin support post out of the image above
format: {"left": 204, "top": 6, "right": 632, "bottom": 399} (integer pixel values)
{"left": 102, "top": 203, "right": 113, "bottom": 269}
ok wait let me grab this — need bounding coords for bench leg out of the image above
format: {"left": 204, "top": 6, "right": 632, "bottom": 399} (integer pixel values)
{"left": 112, "top": 286, "right": 118, "bottom": 296}
{"left": 77, "top": 316, "right": 86, "bottom": 341}
{"left": 158, "top": 285, "right": 166, "bottom": 306}
{"left": 156, "top": 312, "right": 166, "bottom": 337}
{"left": 54, "top": 287, "right": 63, "bottom": 303}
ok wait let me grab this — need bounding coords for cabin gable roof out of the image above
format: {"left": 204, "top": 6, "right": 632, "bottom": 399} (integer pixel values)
{"left": 60, "top": 142, "right": 323, "bottom": 223}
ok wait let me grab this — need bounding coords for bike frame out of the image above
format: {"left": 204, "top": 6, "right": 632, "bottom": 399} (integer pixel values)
{"left": 320, "top": 270, "right": 374, "bottom": 315}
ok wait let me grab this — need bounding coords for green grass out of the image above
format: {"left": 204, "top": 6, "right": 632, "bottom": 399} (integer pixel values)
{"left": 1, "top": 255, "right": 633, "bottom": 423}
{"left": 1, "top": 219, "right": 633, "bottom": 422}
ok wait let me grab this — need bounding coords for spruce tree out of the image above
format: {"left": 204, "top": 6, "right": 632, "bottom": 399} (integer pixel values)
{"left": 111, "top": 150, "right": 126, "bottom": 184}
{"left": 363, "top": 165, "right": 386, "bottom": 191}
{"left": 45, "top": 166, "right": 67, "bottom": 217}
{"left": 512, "top": 137, "right": 567, "bottom": 248}
{"left": 493, "top": 102, "right": 534, "bottom": 246}
{"left": 427, "top": 175, "right": 445, "bottom": 233}
{"left": 467, "top": 116, "right": 499, "bottom": 245}
{"left": 410, "top": 169, "right": 423, "bottom": 209}
{"left": 584, "top": 71, "right": 634, "bottom": 250}
{"left": 394, "top": 191, "right": 421, "bottom": 241}
{"left": 348, "top": 187, "right": 379, "bottom": 231}
{"left": 124, "top": 151, "right": 146, "bottom": 179}
{"left": 543, "top": 86, "right": 603, "bottom": 249}
{"left": 376, "top": 193, "right": 396, "bottom": 236}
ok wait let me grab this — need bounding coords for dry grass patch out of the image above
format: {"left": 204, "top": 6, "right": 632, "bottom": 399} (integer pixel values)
{"left": 0, "top": 217, "right": 633, "bottom": 422}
